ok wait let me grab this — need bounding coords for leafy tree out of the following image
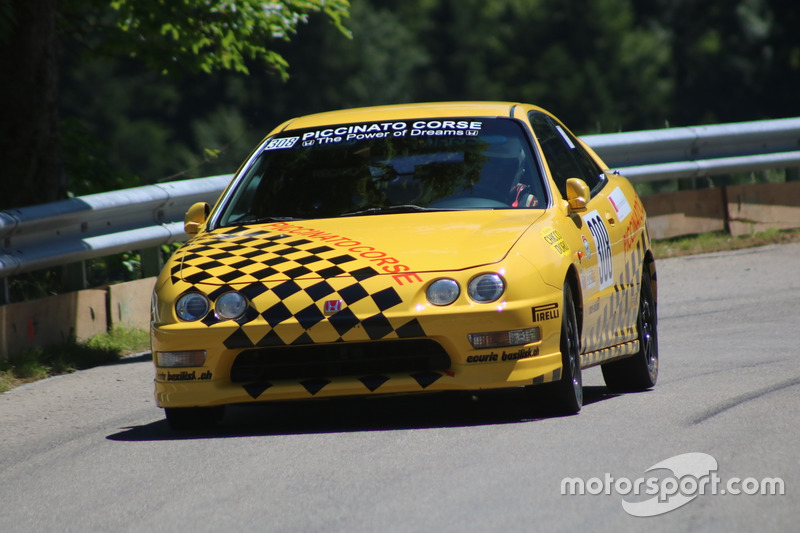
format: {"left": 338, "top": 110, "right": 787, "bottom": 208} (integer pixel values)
{"left": 370, "top": 0, "right": 673, "bottom": 132}
{"left": 0, "top": 0, "right": 63, "bottom": 208}
{"left": 107, "top": 0, "right": 350, "bottom": 77}
{"left": 262, "top": 1, "right": 430, "bottom": 112}
{"left": 5, "top": 0, "right": 798, "bottom": 212}
{"left": 0, "top": 0, "right": 350, "bottom": 209}
{"left": 632, "top": 0, "right": 800, "bottom": 126}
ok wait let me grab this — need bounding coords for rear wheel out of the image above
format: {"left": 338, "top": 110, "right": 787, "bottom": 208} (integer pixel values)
{"left": 165, "top": 406, "right": 225, "bottom": 430}
{"left": 602, "top": 268, "right": 658, "bottom": 391}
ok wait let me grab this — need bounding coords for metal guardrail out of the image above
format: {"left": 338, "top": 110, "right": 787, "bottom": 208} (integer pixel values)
{"left": 0, "top": 175, "right": 231, "bottom": 280}
{"left": 0, "top": 117, "right": 798, "bottom": 292}
{"left": 585, "top": 116, "right": 800, "bottom": 181}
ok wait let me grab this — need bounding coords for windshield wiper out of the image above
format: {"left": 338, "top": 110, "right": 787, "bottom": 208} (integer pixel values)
{"left": 340, "top": 205, "right": 445, "bottom": 217}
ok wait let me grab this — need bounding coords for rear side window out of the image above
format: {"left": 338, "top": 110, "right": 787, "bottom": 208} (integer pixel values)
{"left": 528, "top": 111, "right": 606, "bottom": 198}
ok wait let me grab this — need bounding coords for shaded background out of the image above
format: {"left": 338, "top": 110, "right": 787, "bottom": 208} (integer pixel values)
{"left": 54, "top": 0, "right": 800, "bottom": 196}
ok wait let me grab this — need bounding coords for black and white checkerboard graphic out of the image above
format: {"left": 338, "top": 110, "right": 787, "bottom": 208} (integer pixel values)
{"left": 170, "top": 226, "right": 427, "bottom": 347}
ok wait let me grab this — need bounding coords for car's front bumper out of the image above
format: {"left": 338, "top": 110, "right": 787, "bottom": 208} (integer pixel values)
{"left": 152, "top": 292, "right": 565, "bottom": 408}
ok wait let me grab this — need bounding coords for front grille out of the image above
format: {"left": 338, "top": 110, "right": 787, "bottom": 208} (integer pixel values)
{"left": 230, "top": 339, "right": 450, "bottom": 382}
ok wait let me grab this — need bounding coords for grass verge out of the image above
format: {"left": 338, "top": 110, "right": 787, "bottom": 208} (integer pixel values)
{"left": 0, "top": 327, "right": 150, "bottom": 393}
{"left": 652, "top": 227, "right": 800, "bottom": 258}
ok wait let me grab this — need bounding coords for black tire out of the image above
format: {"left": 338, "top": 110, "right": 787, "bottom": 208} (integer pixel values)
{"left": 165, "top": 406, "right": 225, "bottom": 430}
{"left": 602, "top": 268, "right": 659, "bottom": 391}
{"left": 551, "top": 283, "right": 583, "bottom": 414}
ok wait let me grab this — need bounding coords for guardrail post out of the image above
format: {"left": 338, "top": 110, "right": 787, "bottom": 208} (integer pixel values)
{"left": 140, "top": 247, "right": 162, "bottom": 278}
{"left": 0, "top": 278, "right": 8, "bottom": 306}
{"left": 62, "top": 261, "right": 88, "bottom": 292}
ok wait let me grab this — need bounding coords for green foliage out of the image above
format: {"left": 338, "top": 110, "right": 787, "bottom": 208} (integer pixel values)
{"left": 6, "top": 268, "right": 64, "bottom": 302}
{"left": 56, "top": 1, "right": 352, "bottom": 191}
{"left": 651, "top": 228, "right": 800, "bottom": 259}
{"left": 59, "top": 52, "right": 190, "bottom": 191}
{"left": 309, "top": 1, "right": 429, "bottom": 108}
{"left": 172, "top": 107, "right": 255, "bottom": 180}
{"left": 8, "top": 0, "right": 800, "bottom": 211}
{"left": 635, "top": 0, "right": 799, "bottom": 125}
{"left": 85, "top": 327, "right": 150, "bottom": 354}
{"left": 0, "top": 327, "right": 150, "bottom": 393}
{"left": 428, "top": 0, "right": 674, "bottom": 132}
{"left": 52, "top": 0, "right": 800, "bottom": 198}
{"left": 108, "top": 0, "right": 351, "bottom": 77}
{"left": 88, "top": 251, "right": 142, "bottom": 284}
{"left": 0, "top": 349, "right": 50, "bottom": 381}
{"left": 0, "top": 0, "right": 15, "bottom": 45}
{"left": 62, "top": 117, "right": 140, "bottom": 196}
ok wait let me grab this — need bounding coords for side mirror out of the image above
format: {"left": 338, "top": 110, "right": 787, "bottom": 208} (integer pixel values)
{"left": 184, "top": 202, "right": 210, "bottom": 235}
{"left": 565, "top": 178, "right": 590, "bottom": 213}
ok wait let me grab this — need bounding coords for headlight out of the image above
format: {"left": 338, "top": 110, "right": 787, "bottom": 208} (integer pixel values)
{"left": 468, "top": 274, "right": 505, "bottom": 302}
{"left": 216, "top": 291, "right": 247, "bottom": 320}
{"left": 176, "top": 293, "right": 210, "bottom": 321}
{"left": 426, "top": 278, "right": 460, "bottom": 306}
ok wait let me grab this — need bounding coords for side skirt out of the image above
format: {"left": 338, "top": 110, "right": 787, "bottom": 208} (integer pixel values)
{"left": 580, "top": 340, "right": 639, "bottom": 369}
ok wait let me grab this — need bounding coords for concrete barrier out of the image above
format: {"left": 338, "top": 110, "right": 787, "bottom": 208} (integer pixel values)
{"left": 726, "top": 181, "right": 800, "bottom": 237}
{"left": 643, "top": 181, "right": 800, "bottom": 239}
{"left": 107, "top": 277, "right": 156, "bottom": 331}
{"left": 642, "top": 188, "right": 727, "bottom": 239}
{"left": 0, "top": 289, "right": 107, "bottom": 358}
{"left": 0, "top": 277, "right": 156, "bottom": 359}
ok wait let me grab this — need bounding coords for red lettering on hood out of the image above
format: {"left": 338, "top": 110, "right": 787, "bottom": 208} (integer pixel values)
{"left": 269, "top": 222, "right": 419, "bottom": 284}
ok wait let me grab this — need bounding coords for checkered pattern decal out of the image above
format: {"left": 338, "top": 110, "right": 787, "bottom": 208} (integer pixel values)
{"left": 582, "top": 230, "right": 648, "bottom": 355}
{"left": 169, "top": 226, "right": 427, "bottom": 348}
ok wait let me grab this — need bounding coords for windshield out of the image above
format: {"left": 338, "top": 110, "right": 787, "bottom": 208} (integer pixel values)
{"left": 215, "top": 117, "right": 546, "bottom": 227}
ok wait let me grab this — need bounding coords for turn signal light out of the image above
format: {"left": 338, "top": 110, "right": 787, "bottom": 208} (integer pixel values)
{"left": 468, "top": 327, "right": 541, "bottom": 349}
{"left": 155, "top": 350, "right": 207, "bottom": 368}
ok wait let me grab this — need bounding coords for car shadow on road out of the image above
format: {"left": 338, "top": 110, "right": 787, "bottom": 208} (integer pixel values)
{"left": 110, "top": 352, "right": 152, "bottom": 365}
{"left": 107, "top": 385, "right": 623, "bottom": 442}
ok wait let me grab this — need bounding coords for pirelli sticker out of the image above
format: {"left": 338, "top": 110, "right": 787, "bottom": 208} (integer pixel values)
{"left": 532, "top": 303, "right": 559, "bottom": 321}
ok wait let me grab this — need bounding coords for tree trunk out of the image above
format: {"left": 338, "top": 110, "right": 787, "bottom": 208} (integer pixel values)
{"left": 0, "top": 0, "right": 64, "bottom": 210}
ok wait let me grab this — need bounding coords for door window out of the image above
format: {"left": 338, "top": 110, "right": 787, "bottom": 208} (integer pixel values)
{"left": 528, "top": 111, "right": 606, "bottom": 197}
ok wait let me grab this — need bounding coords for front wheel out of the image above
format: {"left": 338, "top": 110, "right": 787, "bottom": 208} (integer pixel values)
{"left": 602, "top": 268, "right": 659, "bottom": 391}
{"left": 546, "top": 283, "right": 583, "bottom": 414}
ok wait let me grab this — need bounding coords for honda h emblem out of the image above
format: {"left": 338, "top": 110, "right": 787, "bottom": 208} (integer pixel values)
{"left": 323, "top": 299, "right": 344, "bottom": 314}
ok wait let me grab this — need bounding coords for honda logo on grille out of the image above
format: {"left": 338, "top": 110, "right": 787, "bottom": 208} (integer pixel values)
{"left": 323, "top": 300, "right": 344, "bottom": 314}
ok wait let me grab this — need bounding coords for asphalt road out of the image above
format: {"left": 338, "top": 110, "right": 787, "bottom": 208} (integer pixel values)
{"left": 1, "top": 243, "right": 798, "bottom": 532}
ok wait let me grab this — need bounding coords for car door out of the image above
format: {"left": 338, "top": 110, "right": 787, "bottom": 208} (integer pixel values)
{"left": 528, "top": 111, "right": 630, "bottom": 353}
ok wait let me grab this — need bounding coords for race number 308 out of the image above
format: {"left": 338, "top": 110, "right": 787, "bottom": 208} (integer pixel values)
{"left": 265, "top": 136, "right": 299, "bottom": 150}
{"left": 584, "top": 211, "right": 613, "bottom": 290}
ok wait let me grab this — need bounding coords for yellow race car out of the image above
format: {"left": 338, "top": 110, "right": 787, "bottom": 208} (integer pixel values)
{"left": 151, "top": 102, "right": 658, "bottom": 429}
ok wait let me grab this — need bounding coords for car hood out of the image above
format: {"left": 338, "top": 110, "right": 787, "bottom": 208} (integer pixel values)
{"left": 174, "top": 210, "right": 545, "bottom": 285}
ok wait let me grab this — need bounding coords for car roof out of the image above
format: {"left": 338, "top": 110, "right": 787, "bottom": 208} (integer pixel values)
{"left": 274, "top": 101, "right": 546, "bottom": 132}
